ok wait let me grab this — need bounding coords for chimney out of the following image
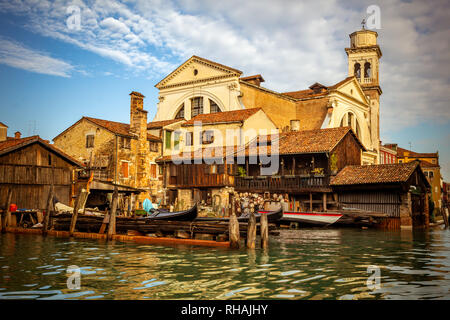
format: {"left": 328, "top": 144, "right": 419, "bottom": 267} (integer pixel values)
{"left": 0, "top": 122, "right": 7, "bottom": 142}
{"left": 15, "top": 131, "right": 21, "bottom": 139}
{"left": 290, "top": 120, "right": 300, "bottom": 132}
{"left": 241, "top": 74, "right": 265, "bottom": 87}
{"left": 129, "top": 91, "right": 147, "bottom": 136}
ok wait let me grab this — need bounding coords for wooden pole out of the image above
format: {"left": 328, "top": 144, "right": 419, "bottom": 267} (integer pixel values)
{"left": 246, "top": 212, "right": 256, "bottom": 249}
{"left": 107, "top": 187, "right": 118, "bottom": 241}
{"left": 229, "top": 198, "right": 240, "bottom": 249}
{"left": 260, "top": 211, "right": 269, "bottom": 249}
{"left": 69, "top": 189, "right": 89, "bottom": 236}
{"left": 1, "top": 188, "right": 13, "bottom": 233}
{"left": 43, "top": 185, "right": 54, "bottom": 236}
{"left": 309, "top": 193, "right": 313, "bottom": 212}
{"left": 323, "top": 193, "right": 327, "bottom": 211}
{"left": 442, "top": 207, "right": 449, "bottom": 229}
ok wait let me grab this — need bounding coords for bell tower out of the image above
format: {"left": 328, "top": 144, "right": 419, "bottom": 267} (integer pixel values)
{"left": 345, "top": 25, "right": 382, "bottom": 163}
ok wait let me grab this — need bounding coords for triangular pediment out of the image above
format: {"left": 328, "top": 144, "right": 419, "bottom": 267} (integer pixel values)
{"left": 155, "top": 56, "right": 242, "bottom": 89}
{"left": 332, "top": 77, "right": 369, "bottom": 105}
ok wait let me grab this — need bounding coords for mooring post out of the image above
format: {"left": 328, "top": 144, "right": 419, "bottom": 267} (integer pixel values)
{"left": 107, "top": 187, "right": 118, "bottom": 241}
{"left": 70, "top": 189, "right": 89, "bottom": 236}
{"left": 246, "top": 212, "right": 256, "bottom": 249}
{"left": 260, "top": 211, "right": 269, "bottom": 249}
{"left": 1, "top": 188, "right": 13, "bottom": 233}
{"left": 229, "top": 198, "right": 240, "bottom": 249}
{"left": 43, "top": 185, "right": 54, "bottom": 236}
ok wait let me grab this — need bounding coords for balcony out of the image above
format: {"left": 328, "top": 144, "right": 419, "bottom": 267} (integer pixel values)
{"left": 357, "top": 77, "right": 373, "bottom": 85}
{"left": 234, "top": 175, "right": 331, "bottom": 193}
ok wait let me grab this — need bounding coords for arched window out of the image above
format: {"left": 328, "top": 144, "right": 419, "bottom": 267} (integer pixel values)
{"left": 175, "top": 103, "right": 185, "bottom": 119}
{"left": 191, "top": 97, "right": 203, "bottom": 118}
{"left": 364, "top": 62, "right": 371, "bottom": 79}
{"left": 209, "top": 99, "right": 222, "bottom": 113}
{"left": 354, "top": 63, "right": 361, "bottom": 78}
{"left": 340, "top": 112, "right": 361, "bottom": 140}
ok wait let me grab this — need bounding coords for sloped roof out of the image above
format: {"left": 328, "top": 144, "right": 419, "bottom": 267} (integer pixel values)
{"left": 282, "top": 76, "right": 355, "bottom": 100}
{"left": 396, "top": 147, "right": 438, "bottom": 159}
{"left": 182, "top": 108, "right": 261, "bottom": 126}
{"left": 238, "top": 127, "right": 365, "bottom": 157}
{"left": 147, "top": 118, "right": 185, "bottom": 129}
{"left": 0, "top": 122, "right": 8, "bottom": 128}
{"left": 0, "top": 135, "right": 83, "bottom": 167}
{"left": 157, "top": 145, "right": 240, "bottom": 162}
{"left": 330, "top": 162, "right": 425, "bottom": 186}
{"left": 54, "top": 117, "right": 161, "bottom": 142}
{"left": 418, "top": 159, "right": 440, "bottom": 168}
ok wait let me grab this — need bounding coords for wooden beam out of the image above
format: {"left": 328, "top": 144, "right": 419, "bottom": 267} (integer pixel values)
{"left": 323, "top": 193, "right": 327, "bottom": 211}
{"left": 69, "top": 189, "right": 89, "bottom": 236}
{"left": 309, "top": 193, "right": 313, "bottom": 212}
{"left": 107, "top": 187, "right": 119, "bottom": 241}
{"left": 43, "top": 185, "right": 54, "bottom": 236}
{"left": 246, "top": 212, "right": 256, "bottom": 249}
{"left": 1, "top": 188, "right": 13, "bottom": 233}
{"left": 229, "top": 199, "right": 240, "bottom": 249}
{"left": 260, "top": 211, "right": 269, "bottom": 249}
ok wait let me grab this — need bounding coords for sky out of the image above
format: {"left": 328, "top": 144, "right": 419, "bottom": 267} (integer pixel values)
{"left": 0, "top": 0, "right": 449, "bottom": 179}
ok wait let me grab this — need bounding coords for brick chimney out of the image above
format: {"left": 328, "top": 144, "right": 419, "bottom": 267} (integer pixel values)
{"left": 15, "top": 131, "right": 21, "bottom": 139}
{"left": 129, "top": 91, "right": 149, "bottom": 191}
{"left": 0, "top": 122, "right": 7, "bottom": 142}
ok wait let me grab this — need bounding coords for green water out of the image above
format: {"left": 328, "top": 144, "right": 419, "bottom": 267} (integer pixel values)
{"left": 0, "top": 228, "right": 449, "bottom": 300}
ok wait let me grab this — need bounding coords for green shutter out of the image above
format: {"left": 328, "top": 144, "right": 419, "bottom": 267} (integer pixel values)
{"left": 165, "top": 131, "right": 172, "bottom": 149}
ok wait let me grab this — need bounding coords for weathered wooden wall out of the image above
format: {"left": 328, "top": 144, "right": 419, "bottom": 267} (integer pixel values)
{"left": 338, "top": 191, "right": 401, "bottom": 217}
{"left": 331, "top": 132, "right": 362, "bottom": 172}
{"left": 0, "top": 164, "right": 72, "bottom": 210}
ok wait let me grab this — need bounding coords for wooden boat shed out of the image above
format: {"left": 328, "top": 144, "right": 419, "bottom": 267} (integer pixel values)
{"left": 0, "top": 135, "right": 83, "bottom": 210}
{"left": 330, "top": 161, "right": 431, "bottom": 228}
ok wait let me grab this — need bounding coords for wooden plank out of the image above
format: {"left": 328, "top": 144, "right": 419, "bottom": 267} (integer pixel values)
{"left": 42, "top": 185, "right": 54, "bottom": 235}
{"left": 260, "top": 211, "right": 268, "bottom": 249}
{"left": 246, "top": 212, "right": 256, "bottom": 249}
{"left": 69, "top": 189, "right": 89, "bottom": 236}
{"left": 107, "top": 187, "right": 118, "bottom": 240}
{"left": 1, "top": 188, "right": 13, "bottom": 233}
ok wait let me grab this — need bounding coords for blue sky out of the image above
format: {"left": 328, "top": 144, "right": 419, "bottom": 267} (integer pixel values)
{"left": 0, "top": 0, "right": 449, "bottom": 179}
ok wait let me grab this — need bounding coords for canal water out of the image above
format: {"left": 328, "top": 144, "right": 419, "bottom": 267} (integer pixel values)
{"left": 0, "top": 228, "right": 449, "bottom": 300}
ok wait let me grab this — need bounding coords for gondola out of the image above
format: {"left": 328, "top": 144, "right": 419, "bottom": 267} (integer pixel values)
{"left": 140, "top": 203, "right": 198, "bottom": 221}
{"left": 195, "top": 207, "right": 283, "bottom": 223}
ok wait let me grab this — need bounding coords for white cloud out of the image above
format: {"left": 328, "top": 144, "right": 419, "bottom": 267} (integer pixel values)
{"left": 0, "top": 0, "right": 449, "bottom": 132}
{"left": 0, "top": 37, "right": 73, "bottom": 77}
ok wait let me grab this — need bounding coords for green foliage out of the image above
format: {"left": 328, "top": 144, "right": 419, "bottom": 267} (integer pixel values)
{"left": 237, "top": 166, "right": 246, "bottom": 177}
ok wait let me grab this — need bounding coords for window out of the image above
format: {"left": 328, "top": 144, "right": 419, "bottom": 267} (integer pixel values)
{"left": 364, "top": 62, "right": 371, "bottom": 78}
{"left": 432, "top": 159, "right": 436, "bottom": 164}
{"left": 165, "top": 131, "right": 172, "bottom": 149}
{"left": 150, "top": 164, "right": 157, "bottom": 179}
{"left": 429, "top": 171, "right": 434, "bottom": 178}
{"left": 175, "top": 104, "right": 185, "bottom": 119}
{"left": 399, "top": 160, "right": 403, "bottom": 163}
{"left": 149, "top": 141, "right": 159, "bottom": 152}
{"left": 185, "top": 132, "right": 193, "bottom": 146}
{"left": 354, "top": 63, "right": 361, "bottom": 78}
{"left": 209, "top": 99, "right": 221, "bottom": 113}
{"left": 201, "top": 130, "right": 214, "bottom": 144}
{"left": 86, "top": 134, "right": 94, "bottom": 148}
{"left": 120, "top": 137, "right": 131, "bottom": 149}
{"left": 48, "top": 154, "right": 52, "bottom": 166}
{"left": 174, "top": 131, "right": 181, "bottom": 150}
{"left": 121, "top": 161, "right": 129, "bottom": 178}
{"left": 191, "top": 97, "right": 203, "bottom": 118}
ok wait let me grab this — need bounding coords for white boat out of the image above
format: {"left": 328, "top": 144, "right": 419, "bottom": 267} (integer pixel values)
{"left": 281, "top": 211, "right": 343, "bottom": 226}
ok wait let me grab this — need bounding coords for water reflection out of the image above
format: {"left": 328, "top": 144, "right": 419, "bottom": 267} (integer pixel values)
{"left": 0, "top": 228, "right": 449, "bottom": 300}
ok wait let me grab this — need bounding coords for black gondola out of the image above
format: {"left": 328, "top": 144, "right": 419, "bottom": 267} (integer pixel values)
{"left": 195, "top": 207, "right": 283, "bottom": 223}
{"left": 140, "top": 203, "right": 198, "bottom": 221}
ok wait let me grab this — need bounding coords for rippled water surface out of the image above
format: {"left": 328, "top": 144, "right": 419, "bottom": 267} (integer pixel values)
{"left": 1, "top": 228, "right": 449, "bottom": 300}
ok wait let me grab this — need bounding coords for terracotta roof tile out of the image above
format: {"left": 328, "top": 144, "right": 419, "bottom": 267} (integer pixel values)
{"left": 396, "top": 147, "right": 438, "bottom": 159}
{"left": 182, "top": 108, "right": 261, "bottom": 126}
{"left": 147, "top": 119, "right": 185, "bottom": 129}
{"left": 282, "top": 76, "right": 355, "bottom": 100}
{"left": 418, "top": 159, "right": 440, "bottom": 168}
{"left": 330, "top": 162, "right": 419, "bottom": 185}
{"left": 0, "top": 135, "right": 38, "bottom": 152}
{"left": 84, "top": 117, "right": 132, "bottom": 137}
{"left": 240, "top": 127, "right": 364, "bottom": 157}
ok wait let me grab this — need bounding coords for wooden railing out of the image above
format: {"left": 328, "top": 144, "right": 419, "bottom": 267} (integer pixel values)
{"left": 234, "top": 175, "right": 330, "bottom": 192}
